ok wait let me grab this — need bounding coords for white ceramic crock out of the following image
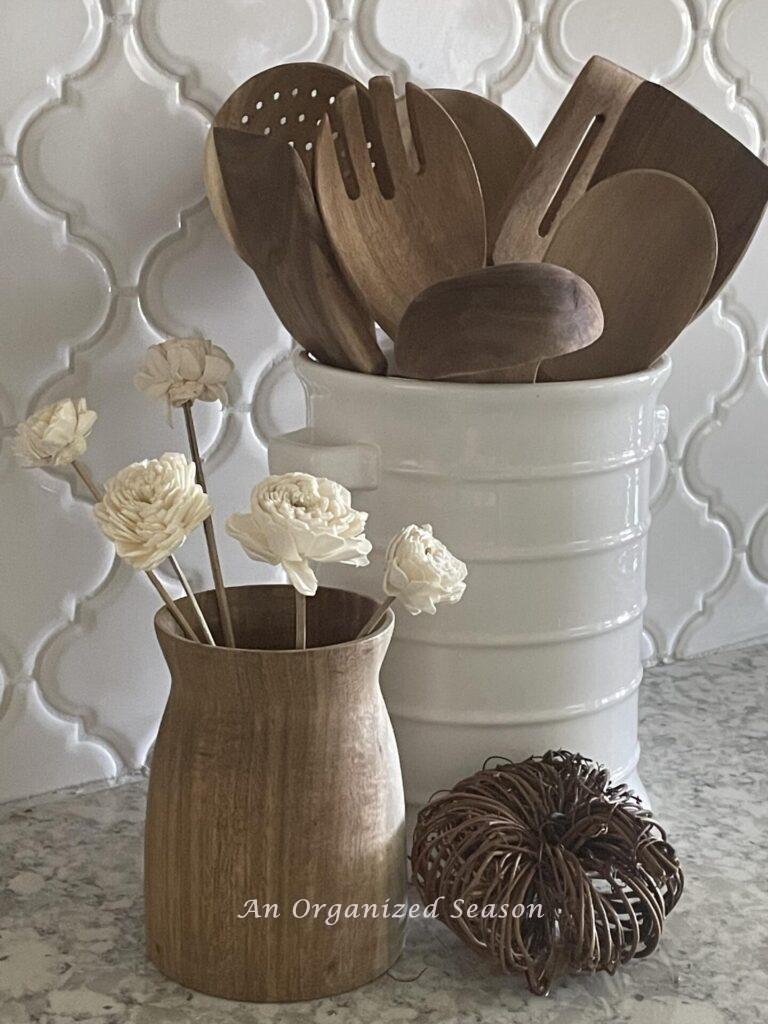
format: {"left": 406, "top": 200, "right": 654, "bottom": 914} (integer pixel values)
{"left": 269, "top": 350, "right": 671, "bottom": 808}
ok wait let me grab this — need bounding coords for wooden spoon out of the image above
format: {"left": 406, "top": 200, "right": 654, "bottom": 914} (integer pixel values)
{"left": 205, "top": 63, "right": 385, "bottom": 374}
{"left": 427, "top": 89, "right": 533, "bottom": 258}
{"left": 540, "top": 169, "right": 717, "bottom": 381}
{"left": 394, "top": 263, "right": 604, "bottom": 382}
{"left": 314, "top": 76, "right": 486, "bottom": 339}
{"left": 211, "top": 127, "right": 386, "bottom": 374}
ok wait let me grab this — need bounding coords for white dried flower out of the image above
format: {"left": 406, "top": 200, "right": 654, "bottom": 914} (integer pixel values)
{"left": 383, "top": 523, "right": 467, "bottom": 615}
{"left": 94, "top": 452, "right": 211, "bottom": 571}
{"left": 13, "top": 398, "right": 97, "bottom": 467}
{"left": 226, "top": 472, "right": 371, "bottom": 596}
{"left": 134, "top": 337, "right": 233, "bottom": 414}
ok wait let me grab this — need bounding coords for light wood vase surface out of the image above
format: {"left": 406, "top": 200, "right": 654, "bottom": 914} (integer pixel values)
{"left": 145, "top": 585, "right": 405, "bottom": 1003}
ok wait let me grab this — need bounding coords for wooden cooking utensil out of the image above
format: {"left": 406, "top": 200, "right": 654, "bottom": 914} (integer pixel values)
{"left": 314, "top": 76, "right": 486, "bottom": 339}
{"left": 394, "top": 263, "right": 604, "bottom": 383}
{"left": 205, "top": 62, "right": 385, "bottom": 374}
{"left": 540, "top": 169, "right": 717, "bottom": 382}
{"left": 211, "top": 62, "right": 376, "bottom": 177}
{"left": 589, "top": 81, "right": 768, "bottom": 308}
{"left": 205, "top": 63, "right": 369, "bottom": 255}
{"left": 211, "top": 127, "right": 386, "bottom": 374}
{"left": 493, "top": 56, "right": 642, "bottom": 265}
{"left": 427, "top": 89, "right": 533, "bottom": 257}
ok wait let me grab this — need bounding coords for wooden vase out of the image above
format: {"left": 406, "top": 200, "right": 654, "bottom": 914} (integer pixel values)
{"left": 145, "top": 584, "right": 406, "bottom": 1002}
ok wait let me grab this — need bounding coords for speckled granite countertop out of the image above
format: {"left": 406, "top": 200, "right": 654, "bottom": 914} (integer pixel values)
{"left": 2, "top": 644, "right": 767, "bottom": 1024}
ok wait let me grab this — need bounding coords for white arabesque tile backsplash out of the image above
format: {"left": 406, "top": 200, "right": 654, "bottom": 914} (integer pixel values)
{"left": 1, "top": 0, "right": 767, "bottom": 802}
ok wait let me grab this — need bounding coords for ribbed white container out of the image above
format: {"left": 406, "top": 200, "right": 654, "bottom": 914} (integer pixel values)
{"left": 269, "top": 350, "right": 671, "bottom": 807}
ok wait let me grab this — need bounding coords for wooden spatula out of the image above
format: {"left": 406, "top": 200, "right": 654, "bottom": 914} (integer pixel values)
{"left": 395, "top": 263, "right": 604, "bottom": 382}
{"left": 314, "top": 77, "right": 486, "bottom": 339}
{"left": 427, "top": 89, "right": 533, "bottom": 258}
{"left": 540, "top": 169, "right": 717, "bottom": 381}
{"left": 493, "top": 56, "right": 642, "bottom": 265}
{"left": 211, "top": 127, "right": 386, "bottom": 374}
{"left": 589, "top": 81, "right": 768, "bottom": 308}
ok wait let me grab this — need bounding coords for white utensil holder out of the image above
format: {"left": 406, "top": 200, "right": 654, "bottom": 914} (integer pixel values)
{"left": 269, "top": 350, "right": 671, "bottom": 808}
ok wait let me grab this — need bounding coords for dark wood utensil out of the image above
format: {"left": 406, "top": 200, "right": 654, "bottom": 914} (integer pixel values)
{"left": 394, "top": 263, "right": 604, "bottom": 382}
{"left": 428, "top": 89, "right": 533, "bottom": 258}
{"left": 540, "top": 169, "right": 718, "bottom": 381}
{"left": 314, "top": 76, "right": 486, "bottom": 339}
{"left": 211, "top": 127, "right": 386, "bottom": 374}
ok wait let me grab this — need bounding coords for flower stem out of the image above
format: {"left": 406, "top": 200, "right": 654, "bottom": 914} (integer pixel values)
{"left": 356, "top": 595, "right": 396, "bottom": 639}
{"left": 71, "top": 459, "right": 103, "bottom": 503}
{"left": 72, "top": 459, "right": 200, "bottom": 643}
{"left": 168, "top": 557, "right": 216, "bottom": 645}
{"left": 144, "top": 571, "right": 199, "bottom": 642}
{"left": 295, "top": 590, "right": 306, "bottom": 650}
{"left": 182, "top": 402, "right": 235, "bottom": 647}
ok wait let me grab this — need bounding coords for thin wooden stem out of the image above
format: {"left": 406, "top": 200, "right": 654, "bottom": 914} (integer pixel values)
{"left": 144, "top": 571, "right": 199, "bottom": 642}
{"left": 295, "top": 590, "right": 307, "bottom": 650}
{"left": 72, "top": 459, "right": 102, "bottom": 502}
{"left": 356, "top": 595, "right": 396, "bottom": 639}
{"left": 168, "top": 556, "right": 216, "bottom": 645}
{"left": 72, "top": 460, "right": 200, "bottom": 643}
{"left": 182, "top": 402, "right": 235, "bottom": 647}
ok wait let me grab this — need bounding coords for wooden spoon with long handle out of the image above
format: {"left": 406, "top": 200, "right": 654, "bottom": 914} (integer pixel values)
{"left": 212, "top": 127, "right": 385, "bottom": 374}
{"left": 314, "top": 77, "right": 486, "bottom": 339}
{"left": 395, "top": 263, "right": 604, "bottom": 382}
{"left": 427, "top": 89, "right": 533, "bottom": 258}
{"left": 540, "top": 169, "right": 717, "bottom": 381}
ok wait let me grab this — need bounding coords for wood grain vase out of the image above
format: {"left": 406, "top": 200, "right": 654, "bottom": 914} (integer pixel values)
{"left": 145, "top": 584, "right": 406, "bottom": 1002}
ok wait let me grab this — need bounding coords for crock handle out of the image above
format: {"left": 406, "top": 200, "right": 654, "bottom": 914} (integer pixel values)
{"left": 268, "top": 428, "right": 380, "bottom": 492}
{"left": 654, "top": 404, "right": 670, "bottom": 445}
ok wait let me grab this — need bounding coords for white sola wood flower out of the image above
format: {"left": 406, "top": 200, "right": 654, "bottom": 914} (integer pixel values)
{"left": 226, "top": 472, "right": 371, "bottom": 596}
{"left": 383, "top": 523, "right": 467, "bottom": 615}
{"left": 94, "top": 453, "right": 211, "bottom": 572}
{"left": 13, "top": 398, "right": 97, "bottom": 467}
{"left": 134, "top": 337, "right": 233, "bottom": 414}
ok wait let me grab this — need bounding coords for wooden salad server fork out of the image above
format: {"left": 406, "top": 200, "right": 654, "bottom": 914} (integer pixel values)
{"left": 314, "top": 76, "right": 486, "bottom": 339}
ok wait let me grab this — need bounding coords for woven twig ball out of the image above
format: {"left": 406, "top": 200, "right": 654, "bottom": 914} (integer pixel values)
{"left": 411, "top": 750, "right": 684, "bottom": 995}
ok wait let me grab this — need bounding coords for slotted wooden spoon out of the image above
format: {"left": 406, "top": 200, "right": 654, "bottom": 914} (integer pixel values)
{"left": 540, "top": 169, "right": 718, "bottom": 381}
{"left": 395, "top": 263, "right": 604, "bottom": 382}
{"left": 314, "top": 76, "right": 486, "bottom": 339}
{"left": 493, "top": 56, "right": 642, "bottom": 266}
{"left": 205, "top": 63, "right": 385, "bottom": 374}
